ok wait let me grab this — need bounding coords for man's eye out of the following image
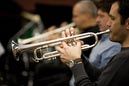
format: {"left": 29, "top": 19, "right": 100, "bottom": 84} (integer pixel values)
{"left": 100, "top": 15, "right": 104, "bottom": 18}
{"left": 110, "top": 16, "right": 115, "bottom": 20}
{"left": 98, "top": 14, "right": 104, "bottom": 18}
{"left": 109, "top": 14, "right": 115, "bottom": 20}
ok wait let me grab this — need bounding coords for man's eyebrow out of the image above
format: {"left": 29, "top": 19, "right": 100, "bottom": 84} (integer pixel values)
{"left": 108, "top": 14, "right": 114, "bottom": 17}
{"left": 108, "top": 14, "right": 112, "bottom": 17}
{"left": 108, "top": 14, "right": 115, "bottom": 19}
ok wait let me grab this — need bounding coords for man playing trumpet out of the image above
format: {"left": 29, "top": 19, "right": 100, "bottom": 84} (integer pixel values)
{"left": 56, "top": 0, "right": 129, "bottom": 86}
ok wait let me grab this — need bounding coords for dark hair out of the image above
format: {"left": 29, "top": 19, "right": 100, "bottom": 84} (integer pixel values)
{"left": 94, "top": 0, "right": 129, "bottom": 24}
{"left": 95, "top": 0, "right": 115, "bottom": 13}
{"left": 117, "top": 0, "right": 129, "bottom": 24}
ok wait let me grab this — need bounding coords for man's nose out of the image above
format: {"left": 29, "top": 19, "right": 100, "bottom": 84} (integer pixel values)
{"left": 106, "top": 20, "right": 111, "bottom": 28}
{"left": 96, "top": 16, "right": 100, "bottom": 24}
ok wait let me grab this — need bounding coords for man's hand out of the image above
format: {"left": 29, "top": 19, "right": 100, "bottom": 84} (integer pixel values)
{"left": 56, "top": 28, "right": 82, "bottom": 62}
{"left": 56, "top": 41, "right": 81, "bottom": 61}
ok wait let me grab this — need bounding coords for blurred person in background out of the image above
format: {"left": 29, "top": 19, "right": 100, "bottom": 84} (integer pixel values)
{"left": 72, "top": 0, "right": 100, "bottom": 57}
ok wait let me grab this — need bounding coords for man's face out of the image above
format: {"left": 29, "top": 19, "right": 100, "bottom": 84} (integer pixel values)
{"left": 72, "top": 4, "right": 91, "bottom": 29}
{"left": 107, "top": 2, "right": 127, "bottom": 43}
{"left": 96, "top": 10, "right": 109, "bottom": 31}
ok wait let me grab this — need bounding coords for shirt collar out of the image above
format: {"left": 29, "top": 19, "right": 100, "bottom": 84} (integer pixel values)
{"left": 101, "top": 34, "right": 109, "bottom": 42}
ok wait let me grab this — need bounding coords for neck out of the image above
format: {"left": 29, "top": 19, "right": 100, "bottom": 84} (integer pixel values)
{"left": 80, "top": 18, "right": 97, "bottom": 32}
{"left": 122, "top": 36, "right": 129, "bottom": 48}
{"left": 85, "top": 18, "right": 97, "bottom": 28}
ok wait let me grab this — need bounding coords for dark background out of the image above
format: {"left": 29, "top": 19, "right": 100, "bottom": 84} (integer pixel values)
{"left": 0, "top": 0, "right": 79, "bottom": 47}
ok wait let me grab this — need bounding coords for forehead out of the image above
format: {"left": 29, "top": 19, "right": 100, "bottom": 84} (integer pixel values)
{"left": 73, "top": 3, "right": 89, "bottom": 14}
{"left": 73, "top": 4, "right": 83, "bottom": 15}
{"left": 98, "top": 10, "right": 108, "bottom": 15}
{"left": 109, "top": 2, "right": 119, "bottom": 16}
{"left": 73, "top": 4, "right": 81, "bottom": 11}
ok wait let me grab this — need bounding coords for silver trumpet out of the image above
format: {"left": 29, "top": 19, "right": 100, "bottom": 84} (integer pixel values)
{"left": 18, "top": 23, "right": 75, "bottom": 44}
{"left": 11, "top": 29, "right": 110, "bottom": 62}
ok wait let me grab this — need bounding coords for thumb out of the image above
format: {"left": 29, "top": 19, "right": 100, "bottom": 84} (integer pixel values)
{"left": 77, "top": 41, "right": 81, "bottom": 47}
{"left": 62, "top": 42, "right": 69, "bottom": 49}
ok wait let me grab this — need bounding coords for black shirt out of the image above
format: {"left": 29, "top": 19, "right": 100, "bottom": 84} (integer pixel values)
{"left": 81, "top": 25, "right": 100, "bottom": 57}
{"left": 72, "top": 47, "right": 129, "bottom": 86}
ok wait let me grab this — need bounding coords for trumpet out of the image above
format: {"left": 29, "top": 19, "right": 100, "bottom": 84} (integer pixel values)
{"left": 18, "top": 23, "right": 75, "bottom": 44}
{"left": 11, "top": 29, "right": 110, "bottom": 62}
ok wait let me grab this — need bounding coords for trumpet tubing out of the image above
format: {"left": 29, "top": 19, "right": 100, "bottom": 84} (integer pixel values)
{"left": 11, "top": 29, "right": 110, "bottom": 62}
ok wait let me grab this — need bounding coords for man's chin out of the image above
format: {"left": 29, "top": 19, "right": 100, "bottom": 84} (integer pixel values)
{"left": 109, "top": 38, "right": 114, "bottom": 42}
{"left": 109, "top": 36, "right": 118, "bottom": 42}
{"left": 99, "top": 27, "right": 107, "bottom": 32}
{"left": 109, "top": 35, "right": 115, "bottom": 42}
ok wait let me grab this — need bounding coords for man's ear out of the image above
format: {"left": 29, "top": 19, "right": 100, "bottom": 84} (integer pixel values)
{"left": 125, "top": 18, "right": 129, "bottom": 30}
